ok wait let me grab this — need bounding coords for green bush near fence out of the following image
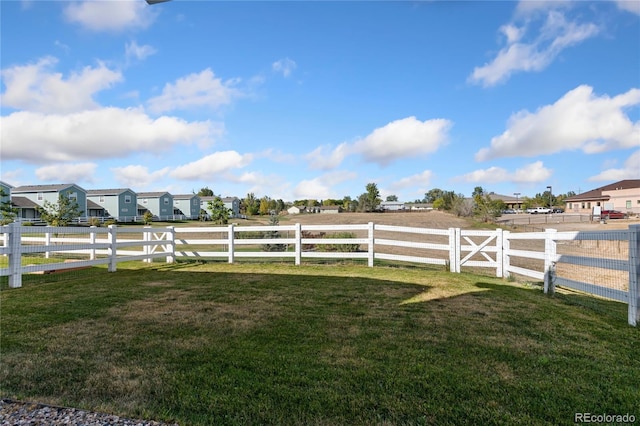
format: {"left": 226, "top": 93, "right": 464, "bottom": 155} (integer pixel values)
{"left": 316, "top": 231, "right": 361, "bottom": 252}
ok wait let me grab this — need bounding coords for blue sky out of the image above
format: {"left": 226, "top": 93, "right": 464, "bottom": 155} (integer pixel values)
{"left": 1, "top": 0, "right": 639, "bottom": 202}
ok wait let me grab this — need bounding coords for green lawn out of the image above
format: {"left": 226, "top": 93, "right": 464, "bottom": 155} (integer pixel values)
{"left": 0, "top": 262, "right": 638, "bottom": 425}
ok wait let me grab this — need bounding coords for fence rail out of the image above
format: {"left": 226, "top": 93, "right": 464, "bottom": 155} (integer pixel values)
{"left": 2, "top": 223, "right": 639, "bottom": 326}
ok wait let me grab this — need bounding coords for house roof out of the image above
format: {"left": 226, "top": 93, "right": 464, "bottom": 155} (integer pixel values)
{"left": 11, "top": 183, "right": 86, "bottom": 193}
{"left": 0, "top": 181, "right": 14, "bottom": 189}
{"left": 486, "top": 193, "right": 523, "bottom": 202}
{"left": 319, "top": 205, "right": 341, "bottom": 210}
{"left": 137, "top": 192, "right": 171, "bottom": 198}
{"left": 87, "top": 200, "right": 104, "bottom": 210}
{"left": 10, "top": 196, "right": 39, "bottom": 209}
{"left": 564, "top": 180, "right": 640, "bottom": 202}
{"left": 173, "top": 194, "right": 200, "bottom": 200}
{"left": 87, "top": 188, "right": 134, "bottom": 196}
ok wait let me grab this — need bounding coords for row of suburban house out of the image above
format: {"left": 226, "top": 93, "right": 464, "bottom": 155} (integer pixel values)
{"left": 0, "top": 183, "right": 240, "bottom": 223}
{"left": 1, "top": 179, "right": 639, "bottom": 223}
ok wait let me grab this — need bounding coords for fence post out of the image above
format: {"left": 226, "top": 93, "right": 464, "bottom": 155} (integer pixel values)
{"left": 165, "top": 226, "right": 175, "bottom": 264}
{"left": 45, "top": 228, "right": 51, "bottom": 259}
{"left": 228, "top": 223, "right": 235, "bottom": 264}
{"left": 8, "top": 223, "right": 22, "bottom": 288}
{"left": 295, "top": 223, "right": 301, "bottom": 266}
{"left": 495, "top": 228, "right": 504, "bottom": 278}
{"left": 107, "top": 224, "right": 117, "bottom": 272}
{"left": 448, "top": 228, "right": 457, "bottom": 272}
{"left": 143, "top": 226, "right": 151, "bottom": 263}
{"left": 543, "top": 228, "right": 557, "bottom": 294}
{"left": 502, "top": 230, "right": 511, "bottom": 279}
{"left": 628, "top": 224, "right": 640, "bottom": 327}
{"left": 89, "top": 226, "right": 97, "bottom": 260}
{"left": 367, "top": 222, "right": 375, "bottom": 267}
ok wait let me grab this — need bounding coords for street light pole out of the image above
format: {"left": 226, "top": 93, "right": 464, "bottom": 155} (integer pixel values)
{"left": 546, "top": 186, "right": 552, "bottom": 209}
{"left": 514, "top": 192, "right": 520, "bottom": 211}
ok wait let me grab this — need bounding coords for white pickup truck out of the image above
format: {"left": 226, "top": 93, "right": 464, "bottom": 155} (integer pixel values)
{"left": 526, "top": 207, "right": 552, "bottom": 214}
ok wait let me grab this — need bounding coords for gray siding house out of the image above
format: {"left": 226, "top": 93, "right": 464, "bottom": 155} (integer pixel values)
{"left": 87, "top": 188, "right": 138, "bottom": 222}
{"left": 10, "top": 184, "right": 88, "bottom": 221}
{"left": 0, "top": 181, "right": 12, "bottom": 204}
{"left": 137, "top": 192, "right": 174, "bottom": 219}
{"left": 200, "top": 196, "right": 241, "bottom": 218}
{"left": 173, "top": 194, "right": 201, "bottom": 219}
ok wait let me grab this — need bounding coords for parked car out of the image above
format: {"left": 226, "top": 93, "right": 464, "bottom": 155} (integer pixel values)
{"left": 502, "top": 209, "right": 516, "bottom": 214}
{"left": 551, "top": 208, "right": 564, "bottom": 213}
{"left": 600, "top": 210, "right": 626, "bottom": 219}
{"left": 526, "top": 207, "right": 551, "bottom": 214}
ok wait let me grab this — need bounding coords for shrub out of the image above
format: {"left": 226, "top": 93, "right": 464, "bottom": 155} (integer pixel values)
{"left": 317, "top": 232, "right": 360, "bottom": 252}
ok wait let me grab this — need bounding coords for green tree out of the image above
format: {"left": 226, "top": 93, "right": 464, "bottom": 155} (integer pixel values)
{"left": 259, "top": 197, "right": 271, "bottom": 215}
{"left": 474, "top": 193, "right": 505, "bottom": 222}
{"left": 142, "top": 211, "right": 154, "bottom": 225}
{"left": 243, "top": 193, "right": 259, "bottom": 216}
{"left": 386, "top": 195, "right": 398, "bottom": 202}
{"left": 37, "top": 194, "right": 83, "bottom": 226}
{"left": 197, "top": 187, "right": 214, "bottom": 197}
{"left": 207, "top": 196, "right": 231, "bottom": 224}
{"left": 0, "top": 189, "right": 17, "bottom": 225}
{"left": 262, "top": 215, "right": 287, "bottom": 252}
{"left": 424, "top": 188, "right": 444, "bottom": 203}
{"left": 358, "top": 183, "right": 382, "bottom": 212}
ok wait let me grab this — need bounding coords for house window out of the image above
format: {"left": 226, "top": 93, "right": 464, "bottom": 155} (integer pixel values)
{"left": 37, "top": 192, "right": 43, "bottom": 201}
{"left": 193, "top": 199, "right": 198, "bottom": 205}
{"left": 596, "top": 202, "right": 601, "bottom": 206}
{"left": 99, "top": 196, "right": 105, "bottom": 203}
{"left": 124, "top": 195, "right": 131, "bottom": 203}
{"left": 122, "top": 208, "right": 128, "bottom": 213}
{"left": 164, "top": 198, "right": 169, "bottom": 205}
{"left": 587, "top": 202, "right": 591, "bottom": 208}
{"left": 142, "top": 199, "right": 147, "bottom": 204}
{"left": 68, "top": 192, "right": 77, "bottom": 201}
{"left": 581, "top": 203, "right": 585, "bottom": 209}
{"left": 627, "top": 200, "right": 632, "bottom": 209}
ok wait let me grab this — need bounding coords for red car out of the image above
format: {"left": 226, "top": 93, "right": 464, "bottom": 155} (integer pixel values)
{"left": 601, "top": 210, "right": 626, "bottom": 219}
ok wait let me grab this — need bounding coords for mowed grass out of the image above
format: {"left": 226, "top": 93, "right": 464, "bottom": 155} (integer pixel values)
{"left": 1, "top": 262, "right": 638, "bottom": 425}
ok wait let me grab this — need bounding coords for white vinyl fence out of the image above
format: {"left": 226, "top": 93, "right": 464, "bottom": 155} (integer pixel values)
{"left": 2, "top": 223, "right": 639, "bottom": 326}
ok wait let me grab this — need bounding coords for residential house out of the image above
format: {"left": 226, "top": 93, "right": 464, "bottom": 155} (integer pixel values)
{"left": 564, "top": 180, "right": 640, "bottom": 215}
{"left": 380, "top": 201, "right": 406, "bottom": 211}
{"left": 318, "top": 205, "right": 342, "bottom": 214}
{"left": 200, "top": 196, "right": 241, "bottom": 218}
{"left": 173, "top": 194, "right": 202, "bottom": 219}
{"left": 287, "top": 205, "right": 306, "bottom": 215}
{"left": 137, "top": 192, "right": 174, "bottom": 219}
{"left": 486, "top": 193, "right": 525, "bottom": 211}
{"left": 10, "top": 184, "right": 88, "bottom": 221}
{"left": 87, "top": 188, "right": 137, "bottom": 222}
{"left": 406, "top": 203, "right": 434, "bottom": 211}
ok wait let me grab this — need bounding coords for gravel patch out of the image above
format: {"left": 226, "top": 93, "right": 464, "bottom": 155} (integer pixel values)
{"left": 0, "top": 399, "right": 179, "bottom": 426}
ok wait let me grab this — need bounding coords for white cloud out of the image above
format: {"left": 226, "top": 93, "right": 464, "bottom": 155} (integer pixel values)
{"left": 352, "top": 117, "right": 452, "bottom": 166}
{"left": 35, "top": 163, "right": 98, "bottom": 184}
{"left": 111, "top": 164, "right": 171, "bottom": 188}
{"left": 588, "top": 150, "right": 640, "bottom": 181}
{"left": 64, "top": 0, "right": 157, "bottom": 32}
{"left": 469, "top": 11, "right": 599, "bottom": 87}
{"left": 1, "top": 108, "right": 220, "bottom": 163}
{"left": 476, "top": 85, "right": 640, "bottom": 161}
{"left": 615, "top": 0, "right": 640, "bottom": 15}
{"left": 125, "top": 41, "right": 157, "bottom": 62}
{"left": 304, "top": 117, "right": 451, "bottom": 170}
{"left": 272, "top": 58, "right": 297, "bottom": 77}
{"left": 514, "top": 0, "right": 571, "bottom": 17}
{"left": 1, "top": 56, "right": 123, "bottom": 113}
{"left": 147, "top": 69, "right": 241, "bottom": 114}
{"left": 292, "top": 171, "right": 356, "bottom": 200}
{"left": 456, "top": 161, "right": 552, "bottom": 184}
{"left": 169, "top": 151, "right": 253, "bottom": 180}
{"left": 305, "top": 143, "right": 351, "bottom": 170}
{"left": 388, "top": 170, "right": 434, "bottom": 191}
